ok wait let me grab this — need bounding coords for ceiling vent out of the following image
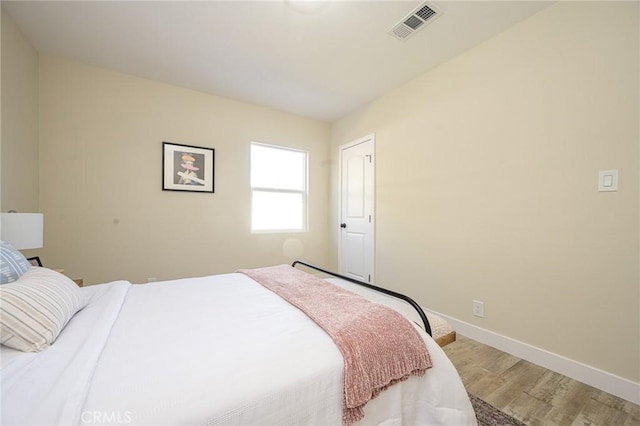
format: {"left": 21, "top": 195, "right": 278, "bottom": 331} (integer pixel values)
{"left": 389, "top": 1, "right": 442, "bottom": 41}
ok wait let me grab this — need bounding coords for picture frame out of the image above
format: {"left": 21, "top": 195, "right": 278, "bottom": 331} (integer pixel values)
{"left": 162, "top": 142, "right": 215, "bottom": 193}
{"left": 27, "top": 256, "right": 42, "bottom": 267}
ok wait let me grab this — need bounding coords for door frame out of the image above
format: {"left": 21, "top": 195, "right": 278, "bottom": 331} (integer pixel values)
{"left": 337, "top": 133, "right": 375, "bottom": 282}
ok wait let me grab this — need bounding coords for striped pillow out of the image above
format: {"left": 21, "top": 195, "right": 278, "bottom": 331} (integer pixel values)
{"left": 0, "top": 240, "right": 31, "bottom": 284}
{"left": 0, "top": 267, "right": 87, "bottom": 352}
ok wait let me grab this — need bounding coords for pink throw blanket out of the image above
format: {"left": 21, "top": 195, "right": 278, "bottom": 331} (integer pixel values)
{"left": 238, "top": 265, "right": 432, "bottom": 426}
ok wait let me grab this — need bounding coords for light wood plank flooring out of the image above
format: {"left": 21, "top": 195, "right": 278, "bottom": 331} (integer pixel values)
{"left": 443, "top": 335, "right": 640, "bottom": 425}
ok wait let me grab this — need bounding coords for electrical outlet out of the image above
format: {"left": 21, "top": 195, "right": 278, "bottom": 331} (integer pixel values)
{"left": 147, "top": 277, "right": 157, "bottom": 283}
{"left": 473, "top": 300, "right": 484, "bottom": 318}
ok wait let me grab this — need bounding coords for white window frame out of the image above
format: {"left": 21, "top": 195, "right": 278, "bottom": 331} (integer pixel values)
{"left": 251, "top": 142, "right": 309, "bottom": 233}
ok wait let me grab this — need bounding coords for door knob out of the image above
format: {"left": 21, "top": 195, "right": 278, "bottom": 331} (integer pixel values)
{"left": 340, "top": 223, "right": 347, "bottom": 228}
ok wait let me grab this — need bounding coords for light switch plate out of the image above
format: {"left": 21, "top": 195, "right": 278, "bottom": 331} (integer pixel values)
{"left": 598, "top": 170, "right": 618, "bottom": 192}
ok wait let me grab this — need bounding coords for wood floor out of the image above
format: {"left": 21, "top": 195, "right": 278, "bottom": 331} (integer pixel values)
{"left": 442, "top": 335, "right": 640, "bottom": 426}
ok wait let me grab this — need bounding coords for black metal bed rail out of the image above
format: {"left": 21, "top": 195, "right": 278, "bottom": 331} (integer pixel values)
{"left": 291, "top": 260, "right": 432, "bottom": 337}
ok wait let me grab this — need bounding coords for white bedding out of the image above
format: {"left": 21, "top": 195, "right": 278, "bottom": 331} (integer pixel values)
{"left": 1, "top": 272, "right": 475, "bottom": 425}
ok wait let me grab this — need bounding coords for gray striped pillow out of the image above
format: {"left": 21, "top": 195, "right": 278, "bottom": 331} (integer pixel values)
{"left": 0, "top": 267, "right": 87, "bottom": 352}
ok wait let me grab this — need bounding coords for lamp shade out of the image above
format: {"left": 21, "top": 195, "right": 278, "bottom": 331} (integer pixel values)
{"left": 0, "top": 213, "right": 43, "bottom": 250}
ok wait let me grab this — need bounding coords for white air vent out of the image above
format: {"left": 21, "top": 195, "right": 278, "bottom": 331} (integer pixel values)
{"left": 389, "top": 1, "right": 442, "bottom": 41}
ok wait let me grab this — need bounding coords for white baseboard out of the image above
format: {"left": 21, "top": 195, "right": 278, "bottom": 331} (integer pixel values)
{"left": 427, "top": 309, "right": 640, "bottom": 405}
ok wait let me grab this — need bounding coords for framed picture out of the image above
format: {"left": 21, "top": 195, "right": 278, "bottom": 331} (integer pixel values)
{"left": 162, "top": 142, "right": 215, "bottom": 193}
{"left": 27, "top": 256, "right": 42, "bottom": 267}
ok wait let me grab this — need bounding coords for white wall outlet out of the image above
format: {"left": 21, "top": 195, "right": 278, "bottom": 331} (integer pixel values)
{"left": 473, "top": 300, "right": 484, "bottom": 318}
{"left": 147, "top": 277, "right": 157, "bottom": 283}
{"left": 598, "top": 170, "right": 618, "bottom": 192}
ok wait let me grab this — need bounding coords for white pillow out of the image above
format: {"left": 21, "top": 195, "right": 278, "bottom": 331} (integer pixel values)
{"left": 0, "top": 267, "right": 87, "bottom": 352}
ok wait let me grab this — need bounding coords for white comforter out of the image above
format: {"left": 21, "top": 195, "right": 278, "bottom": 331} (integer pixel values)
{"left": 1, "top": 273, "right": 475, "bottom": 425}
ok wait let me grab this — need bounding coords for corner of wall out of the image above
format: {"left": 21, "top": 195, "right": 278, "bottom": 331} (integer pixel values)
{"left": 1, "top": 6, "right": 39, "bottom": 212}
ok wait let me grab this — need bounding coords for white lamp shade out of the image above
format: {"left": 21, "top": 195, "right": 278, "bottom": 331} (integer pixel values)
{"left": 1, "top": 213, "right": 44, "bottom": 250}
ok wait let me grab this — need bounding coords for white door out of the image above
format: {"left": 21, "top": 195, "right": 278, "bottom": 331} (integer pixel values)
{"left": 339, "top": 135, "right": 375, "bottom": 283}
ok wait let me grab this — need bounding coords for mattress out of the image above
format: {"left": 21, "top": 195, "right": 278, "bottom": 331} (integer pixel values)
{"left": 1, "top": 272, "right": 475, "bottom": 425}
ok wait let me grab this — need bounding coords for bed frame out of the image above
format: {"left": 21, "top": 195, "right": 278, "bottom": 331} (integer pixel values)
{"left": 291, "top": 260, "right": 432, "bottom": 337}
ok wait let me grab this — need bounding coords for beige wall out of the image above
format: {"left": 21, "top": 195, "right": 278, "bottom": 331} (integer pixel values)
{"left": 4, "top": 0, "right": 638, "bottom": 386}
{"left": 1, "top": 7, "right": 39, "bottom": 213}
{"left": 331, "top": 2, "right": 639, "bottom": 382}
{"left": 39, "top": 57, "right": 331, "bottom": 284}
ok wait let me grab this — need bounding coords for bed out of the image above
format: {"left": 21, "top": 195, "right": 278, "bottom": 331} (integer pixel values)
{"left": 293, "top": 261, "right": 457, "bottom": 348}
{"left": 0, "top": 256, "right": 476, "bottom": 426}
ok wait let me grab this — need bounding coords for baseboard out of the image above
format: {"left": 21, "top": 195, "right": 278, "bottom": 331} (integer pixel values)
{"left": 427, "top": 309, "right": 640, "bottom": 405}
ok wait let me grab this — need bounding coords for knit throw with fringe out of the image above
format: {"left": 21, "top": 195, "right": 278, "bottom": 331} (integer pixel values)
{"left": 238, "top": 265, "right": 432, "bottom": 426}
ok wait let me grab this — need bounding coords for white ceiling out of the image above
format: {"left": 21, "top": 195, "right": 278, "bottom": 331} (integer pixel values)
{"left": 3, "top": 1, "right": 552, "bottom": 122}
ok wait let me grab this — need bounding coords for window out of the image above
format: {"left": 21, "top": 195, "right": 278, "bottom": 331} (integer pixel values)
{"left": 251, "top": 143, "right": 308, "bottom": 232}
